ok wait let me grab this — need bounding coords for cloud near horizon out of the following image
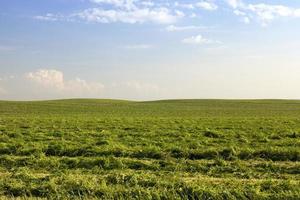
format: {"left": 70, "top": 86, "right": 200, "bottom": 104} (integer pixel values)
{"left": 25, "top": 69, "right": 104, "bottom": 96}
{"left": 0, "top": 69, "right": 163, "bottom": 100}
{"left": 0, "top": 86, "right": 6, "bottom": 95}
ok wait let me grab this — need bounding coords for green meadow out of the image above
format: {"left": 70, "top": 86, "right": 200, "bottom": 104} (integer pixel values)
{"left": 0, "top": 99, "right": 299, "bottom": 199}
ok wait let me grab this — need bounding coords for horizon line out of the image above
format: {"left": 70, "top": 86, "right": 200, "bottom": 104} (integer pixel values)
{"left": 1, "top": 98, "right": 300, "bottom": 102}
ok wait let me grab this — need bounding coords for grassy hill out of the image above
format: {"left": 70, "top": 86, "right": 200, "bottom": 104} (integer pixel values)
{"left": 0, "top": 99, "right": 299, "bottom": 199}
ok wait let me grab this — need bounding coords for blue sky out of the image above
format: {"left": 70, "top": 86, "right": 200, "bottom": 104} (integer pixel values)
{"left": 1, "top": 0, "right": 300, "bottom": 100}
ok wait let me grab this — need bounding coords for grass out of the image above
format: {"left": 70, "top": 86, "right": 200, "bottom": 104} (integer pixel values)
{"left": 0, "top": 99, "right": 299, "bottom": 199}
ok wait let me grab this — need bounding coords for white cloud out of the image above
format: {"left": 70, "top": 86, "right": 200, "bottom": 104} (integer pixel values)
{"left": 34, "top": 13, "right": 61, "bottom": 21}
{"left": 35, "top": 0, "right": 183, "bottom": 24}
{"left": 247, "top": 4, "right": 300, "bottom": 25}
{"left": 242, "top": 16, "right": 250, "bottom": 24}
{"left": 196, "top": 1, "right": 218, "bottom": 11}
{"left": 1, "top": 70, "right": 165, "bottom": 100}
{"left": 141, "top": 1, "right": 155, "bottom": 7}
{"left": 189, "top": 13, "right": 197, "bottom": 18}
{"left": 26, "top": 69, "right": 64, "bottom": 89}
{"left": 233, "top": 10, "right": 250, "bottom": 24}
{"left": 233, "top": 9, "right": 246, "bottom": 16}
{"left": 76, "top": 7, "right": 182, "bottom": 24}
{"left": 90, "top": 0, "right": 137, "bottom": 10}
{"left": 226, "top": 0, "right": 300, "bottom": 25}
{"left": 25, "top": 69, "right": 104, "bottom": 96}
{"left": 182, "top": 34, "right": 220, "bottom": 45}
{"left": 165, "top": 25, "right": 206, "bottom": 32}
{"left": 226, "top": 0, "right": 244, "bottom": 9}
{"left": 174, "top": 10, "right": 185, "bottom": 17}
{"left": 174, "top": 1, "right": 217, "bottom": 11}
{"left": 33, "top": 0, "right": 300, "bottom": 26}
{"left": 174, "top": 2, "right": 195, "bottom": 9}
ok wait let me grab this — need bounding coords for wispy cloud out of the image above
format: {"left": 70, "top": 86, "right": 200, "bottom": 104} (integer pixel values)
{"left": 226, "top": 0, "right": 300, "bottom": 25}
{"left": 248, "top": 3, "right": 300, "bottom": 25}
{"left": 89, "top": 0, "right": 137, "bottom": 10}
{"left": 75, "top": 7, "right": 183, "bottom": 24}
{"left": 35, "top": 0, "right": 184, "bottom": 24}
{"left": 32, "top": 0, "right": 300, "bottom": 26}
{"left": 182, "top": 34, "right": 220, "bottom": 45}
{"left": 226, "top": 0, "right": 243, "bottom": 9}
{"left": 34, "top": 13, "right": 61, "bottom": 21}
{"left": 165, "top": 25, "right": 208, "bottom": 32}
{"left": 174, "top": 0, "right": 218, "bottom": 11}
{"left": 34, "top": 13, "right": 75, "bottom": 22}
{"left": 195, "top": 1, "right": 218, "bottom": 11}
{"left": 174, "top": 2, "right": 195, "bottom": 10}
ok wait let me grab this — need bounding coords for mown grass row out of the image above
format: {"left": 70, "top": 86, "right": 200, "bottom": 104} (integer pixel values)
{"left": 1, "top": 169, "right": 300, "bottom": 199}
{"left": 1, "top": 156, "right": 300, "bottom": 179}
{"left": 0, "top": 143, "right": 299, "bottom": 162}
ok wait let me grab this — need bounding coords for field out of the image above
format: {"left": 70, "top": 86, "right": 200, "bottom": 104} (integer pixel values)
{"left": 0, "top": 99, "right": 299, "bottom": 199}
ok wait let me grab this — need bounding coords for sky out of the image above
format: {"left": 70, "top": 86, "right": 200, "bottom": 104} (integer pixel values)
{"left": 1, "top": 0, "right": 300, "bottom": 100}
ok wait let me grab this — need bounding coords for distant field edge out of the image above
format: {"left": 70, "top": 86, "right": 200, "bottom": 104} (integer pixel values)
{"left": 0, "top": 98, "right": 300, "bottom": 103}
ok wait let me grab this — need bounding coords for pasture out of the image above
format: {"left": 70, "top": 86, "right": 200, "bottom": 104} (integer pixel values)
{"left": 0, "top": 99, "right": 299, "bottom": 199}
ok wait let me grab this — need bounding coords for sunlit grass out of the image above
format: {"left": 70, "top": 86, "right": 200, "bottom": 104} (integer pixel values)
{"left": 0, "top": 99, "right": 299, "bottom": 199}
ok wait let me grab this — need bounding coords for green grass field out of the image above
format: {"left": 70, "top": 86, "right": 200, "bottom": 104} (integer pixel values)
{"left": 0, "top": 99, "right": 299, "bottom": 199}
